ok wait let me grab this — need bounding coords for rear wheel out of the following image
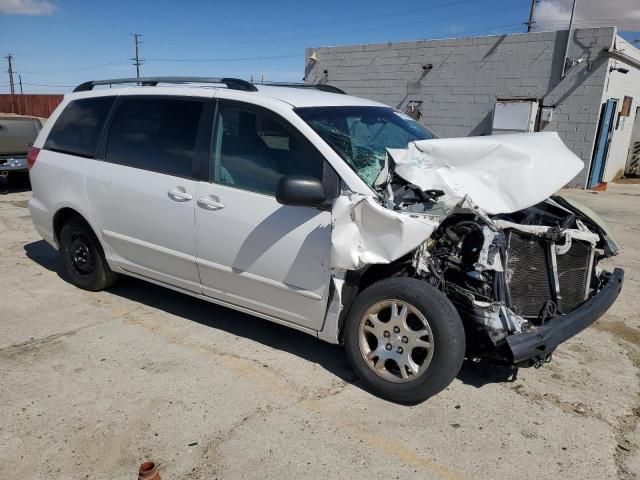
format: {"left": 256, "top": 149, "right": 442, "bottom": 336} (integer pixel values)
{"left": 344, "top": 277, "right": 465, "bottom": 404}
{"left": 59, "top": 217, "right": 118, "bottom": 291}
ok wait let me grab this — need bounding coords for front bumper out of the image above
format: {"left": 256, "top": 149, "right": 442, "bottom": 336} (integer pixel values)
{"left": 506, "top": 268, "right": 624, "bottom": 366}
{"left": 0, "top": 156, "right": 27, "bottom": 173}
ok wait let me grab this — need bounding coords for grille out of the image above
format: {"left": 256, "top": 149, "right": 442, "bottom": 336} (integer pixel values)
{"left": 505, "top": 232, "right": 593, "bottom": 319}
{"left": 506, "top": 232, "right": 553, "bottom": 318}
{"left": 556, "top": 239, "right": 592, "bottom": 313}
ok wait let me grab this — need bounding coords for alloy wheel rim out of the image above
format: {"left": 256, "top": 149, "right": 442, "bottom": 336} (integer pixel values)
{"left": 358, "top": 299, "right": 434, "bottom": 383}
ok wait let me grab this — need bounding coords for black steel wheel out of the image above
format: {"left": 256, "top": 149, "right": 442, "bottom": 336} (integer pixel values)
{"left": 59, "top": 216, "right": 118, "bottom": 291}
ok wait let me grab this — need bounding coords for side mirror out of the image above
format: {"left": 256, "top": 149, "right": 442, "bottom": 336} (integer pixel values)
{"left": 276, "top": 175, "right": 326, "bottom": 207}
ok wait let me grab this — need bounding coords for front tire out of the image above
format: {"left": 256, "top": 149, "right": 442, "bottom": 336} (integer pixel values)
{"left": 344, "top": 277, "right": 465, "bottom": 404}
{"left": 59, "top": 217, "right": 118, "bottom": 291}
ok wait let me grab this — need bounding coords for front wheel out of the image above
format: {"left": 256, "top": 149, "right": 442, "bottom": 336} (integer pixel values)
{"left": 344, "top": 277, "right": 465, "bottom": 404}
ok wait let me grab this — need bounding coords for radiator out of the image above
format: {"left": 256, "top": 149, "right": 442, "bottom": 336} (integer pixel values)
{"left": 556, "top": 239, "right": 593, "bottom": 314}
{"left": 505, "top": 232, "right": 593, "bottom": 319}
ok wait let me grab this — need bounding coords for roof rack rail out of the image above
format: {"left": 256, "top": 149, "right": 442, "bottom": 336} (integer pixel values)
{"left": 263, "top": 82, "right": 345, "bottom": 95}
{"left": 73, "top": 76, "right": 258, "bottom": 93}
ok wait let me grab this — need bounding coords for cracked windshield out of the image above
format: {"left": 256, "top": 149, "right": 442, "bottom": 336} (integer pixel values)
{"left": 296, "top": 106, "right": 433, "bottom": 186}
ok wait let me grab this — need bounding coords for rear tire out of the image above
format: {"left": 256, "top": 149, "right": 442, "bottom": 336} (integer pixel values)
{"left": 344, "top": 277, "right": 465, "bottom": 404}
{"left": 59, "top": 217, "right": 118, "bottom": 291}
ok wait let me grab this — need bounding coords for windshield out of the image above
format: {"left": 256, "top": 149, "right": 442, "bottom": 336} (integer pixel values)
{"left": 295, "top": 106, "right": 434, "bottom": 186}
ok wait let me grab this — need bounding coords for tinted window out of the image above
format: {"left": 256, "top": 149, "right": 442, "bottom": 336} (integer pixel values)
{"left": 44, "top": 97, "right": 114, "bottom": 158}
{"left": 212, "top": 103, "right": 324, "bottom": 195}
{"left": 106, "top": 97, "right": 204, "bottom": 177}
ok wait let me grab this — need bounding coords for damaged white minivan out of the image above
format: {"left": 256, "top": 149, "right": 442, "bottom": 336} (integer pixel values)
{"left": 29, "top": 77, "right": 624, "bottom": 403}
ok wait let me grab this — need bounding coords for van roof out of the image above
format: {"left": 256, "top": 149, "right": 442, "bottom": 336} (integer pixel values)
{"left": 253, "top": 85, "right": 386, "bottom": 108}
{"left": 66, "top": 78, "right": 387, "bottom": 109}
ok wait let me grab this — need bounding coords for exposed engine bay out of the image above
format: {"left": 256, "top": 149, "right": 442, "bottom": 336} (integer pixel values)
{"left": 413, "top": 195, "right": 612, "bottom": 364}
{"left": 323, "top": 132, "right": 623, "bottom": 367}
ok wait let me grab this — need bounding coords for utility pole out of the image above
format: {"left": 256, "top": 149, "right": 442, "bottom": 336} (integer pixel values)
{"left": 526, "top": 0, "right": 538, "bottom": 32}
{"left": 131, "top": 33, "right": 143, "bottom": 81}
{"left": 18, "top": 74, "right": 23, "bottom": 94}
{"left": 561, "top": 0, "right": 578, "bottom": 78}
{"left": 5, "top": 53, "right": 15, "bottom": 94}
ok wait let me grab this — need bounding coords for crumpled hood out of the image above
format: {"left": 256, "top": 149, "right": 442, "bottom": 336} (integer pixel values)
{"left": 331, "top": 132, "right": 586, "bottom": 271}
{"left": 386, "top": 132, "right": 583, "bottom": 215}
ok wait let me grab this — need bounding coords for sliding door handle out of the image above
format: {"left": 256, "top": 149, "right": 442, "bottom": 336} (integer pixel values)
{"left": 168, "top": 190, "right": 193, "bottom": 202}
{"left": 197, "top": 198, "right": 225, "bottom": 210}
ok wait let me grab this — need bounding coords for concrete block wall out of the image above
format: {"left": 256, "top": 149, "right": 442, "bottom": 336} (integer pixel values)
{"left": 306, "top": 27, "right": 616, "bottom": 187}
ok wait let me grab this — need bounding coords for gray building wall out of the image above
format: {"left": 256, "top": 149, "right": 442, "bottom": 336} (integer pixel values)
{"left": 305, "top": 27, "right": 617, "bottom": 187}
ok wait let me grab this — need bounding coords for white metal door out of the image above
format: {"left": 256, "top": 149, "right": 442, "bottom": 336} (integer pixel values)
{"left": 194, "top": 182, "right": 332, "bottom": 329}
{"left": 84, "top": 94, "right": 207, "bottom": 293}
{"left": 86, "top": 161, "right": 201, "bottom": 292}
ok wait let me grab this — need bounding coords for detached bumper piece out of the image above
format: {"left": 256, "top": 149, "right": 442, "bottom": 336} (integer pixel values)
{"left": 506, "top": 268, "right": 624, "bottom": 366}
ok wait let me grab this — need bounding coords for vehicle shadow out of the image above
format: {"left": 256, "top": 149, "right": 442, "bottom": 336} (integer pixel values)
{"left": 23, "top": 239, "right": 518, "bottom": 396}
{"left": 457, "top": 359, "right": 520, "bottom": 387}
{"left": 23, "top": 240, "right": 358, "bottom": 386}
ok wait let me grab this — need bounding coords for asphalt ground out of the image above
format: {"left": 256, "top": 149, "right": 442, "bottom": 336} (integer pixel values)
{"left": 1, "top": 181, "right": 639, "bottom": 479}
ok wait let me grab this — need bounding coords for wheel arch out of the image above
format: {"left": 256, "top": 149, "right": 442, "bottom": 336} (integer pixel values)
{"left": 53, "top": 207, "right": 85, "bottom": 245}
{"left": 52, "top": 207, "right": 108, "bottom": 260}
{"left": 335, "top": 255, "right": 415, "bottom": 343}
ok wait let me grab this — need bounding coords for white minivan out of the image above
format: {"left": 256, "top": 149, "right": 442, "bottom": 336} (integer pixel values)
{"left": 28, "top": 77, "right": 623, "bottom": 403}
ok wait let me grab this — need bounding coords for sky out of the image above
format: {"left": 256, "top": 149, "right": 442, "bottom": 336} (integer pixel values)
{"left": 0, "top": 0, "right": 638, "bottom": 94}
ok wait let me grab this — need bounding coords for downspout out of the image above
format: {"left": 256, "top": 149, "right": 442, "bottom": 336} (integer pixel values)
{"left": 560, "top": 0, "right": 578, "bottom": 79}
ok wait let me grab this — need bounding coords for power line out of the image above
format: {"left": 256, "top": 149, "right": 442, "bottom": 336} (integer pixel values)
{"left": 21, "top": 82, "right": 75, "bottom": 87}
{"left": 19, "top": 59, "right": 130, "bottom": 74}
{"left": 145, "top": 0, "right": 493, "bottom": 41}
{"left": 146, "top": 53, "right": 300, "bottom": 63}
{"left": 164, "top": 0, "right": 530, "bottom": 49}
{"left": 134, "top": 21, "right": 528, "bottom": 66}
{"left": 539, "top": 19, "right": 640, "bottom": 24}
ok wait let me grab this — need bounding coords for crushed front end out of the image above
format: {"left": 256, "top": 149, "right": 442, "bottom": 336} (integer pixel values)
{"left": 325, "top": 133, "right": 623, "bottom": 365}
{"left": 416, "top": 195, "right": 624, "bottom": 366}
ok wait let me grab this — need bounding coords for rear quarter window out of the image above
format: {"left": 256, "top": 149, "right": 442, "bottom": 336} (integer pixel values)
{"left": 44, "top": 96, "right": 115, "bottom": 158}
{"left": 105, "top": 97, "right": 204, "bottom": 178}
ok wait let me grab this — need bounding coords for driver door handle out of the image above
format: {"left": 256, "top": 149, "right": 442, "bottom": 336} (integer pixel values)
{"left": 197, "top": 198, "right": 225, "bottom": 210}
{"left": 168, "top": 190, "right": 193, "bottom": 202}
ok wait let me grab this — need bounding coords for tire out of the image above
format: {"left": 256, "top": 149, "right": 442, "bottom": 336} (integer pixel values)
{"left": 8, "top": 172, "right": 30, "bottom": 188}
{"left": 59, "top": 216, "right": 118, "bottom": 291}
{"left": 344, "top": 277, "right": 465, "bottom": 404}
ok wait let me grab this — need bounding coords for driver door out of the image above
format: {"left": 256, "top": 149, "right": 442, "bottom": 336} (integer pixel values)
{"left": 194, "top": 100, "right": 334, "bottom": 330}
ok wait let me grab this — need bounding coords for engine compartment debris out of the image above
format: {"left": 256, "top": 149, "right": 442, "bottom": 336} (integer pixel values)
{"left": 325, "top": 132, "right": 622, "bottom": 365}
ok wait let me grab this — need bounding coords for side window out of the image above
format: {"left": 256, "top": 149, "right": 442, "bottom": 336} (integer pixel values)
{"left": 44, "top": 96, "right": 114, "bottom": 158}
{"left": 106, "top": 97, "right": 204, "bottom": 177}
{"left": 212, "top": 103, "right": 324, "bottom": 195}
